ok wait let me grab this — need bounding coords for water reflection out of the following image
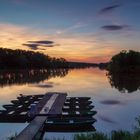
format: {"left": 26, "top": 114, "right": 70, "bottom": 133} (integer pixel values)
{"left": 1, "top": 68, "right": 140, "bottom": 139}
{"left": 1, "top": 68, "right": 140, "bottom": 94}
{"left": 100, "top": 100, "right": 123, "bottom": 105}
{"left": 97, "top": 114, "right": 117, "bottom": 124}
{"left": 0, "top": 69, "right": 69, "bottom": 87}
{"left": 107, "top": 71, "right": 140, "bottom": 93}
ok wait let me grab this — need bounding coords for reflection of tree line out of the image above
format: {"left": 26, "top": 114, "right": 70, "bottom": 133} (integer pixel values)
{"left": 107, "top": 71, "right": 140, "bottom": 93}
{"left": 0, "top": 69, "right": 69, "bottom": 87}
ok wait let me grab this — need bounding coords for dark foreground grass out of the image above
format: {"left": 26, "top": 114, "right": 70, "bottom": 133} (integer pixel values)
{"left": 7, "top": 129, "right": 140, "bottom": 140}
{"left": 74, "top": 117, "right": 140, "bottom": 140}
{"left": 7, "top": 117, "right": 140, "bottom": 140}
{"left": 74, "top": 129, "right": 140, "bottom": 140}
{"left": 7, "top": 130, "right": 140, "bottom": 140}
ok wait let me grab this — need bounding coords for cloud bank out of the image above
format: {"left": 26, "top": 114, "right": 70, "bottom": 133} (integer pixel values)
{"left": 99, "top": 4, "right": 121, "bottom": 15}
{"left": 101, "top": 25, "right": 128, "bottom": 31}
{"left": 23, "top": 40, "right": 59, "bottom": 50}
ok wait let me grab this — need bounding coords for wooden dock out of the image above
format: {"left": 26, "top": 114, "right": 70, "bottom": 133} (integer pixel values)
{"left": 0, "top": 92, "right": 96, "bottom": 139}
{"left": 49, "top": 93, "right": 67, "bottom": 115}
{"left": 16, "top": 116, "right": 47, "bottom": 140}
{"left": 40, "top": 94, "right": 59, "bottom": 114}
{"left": 16, "top": 92, "right": 67, "bottom": 140}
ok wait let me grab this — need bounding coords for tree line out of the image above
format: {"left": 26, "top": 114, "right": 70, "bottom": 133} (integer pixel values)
{"left": 0, "top": 48, "right": 99, "bottom": 69}
{"left": 108, "top": 50, "right": 140, "bottom": 72}
{"left": 0, "top": 48, "right": 68, "bottom": 69}
{"left": 107, "top": 50, "right": 140, "bottom": 93}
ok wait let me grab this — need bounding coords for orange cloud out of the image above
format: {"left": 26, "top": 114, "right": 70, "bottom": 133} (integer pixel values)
{"left": 0, "top": 23, "right": 48, "bottom": 50}
{"left": 0, "top": 22, "right": 120, "bottom": 63}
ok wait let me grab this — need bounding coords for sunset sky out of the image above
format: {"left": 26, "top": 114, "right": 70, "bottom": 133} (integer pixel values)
{"left": 0, "top": 0, "right": 140, "bottom": 62}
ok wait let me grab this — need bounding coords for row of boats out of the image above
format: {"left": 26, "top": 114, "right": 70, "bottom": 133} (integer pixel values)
{"left": 0, "top": 94, "right": 97, "bottom": 132}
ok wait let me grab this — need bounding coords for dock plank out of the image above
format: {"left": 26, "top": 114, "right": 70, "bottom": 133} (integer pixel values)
{"left": 36, "top": 93, "right": 53, "bottom": 113}
{"left": 48, "top": 93, "right": 67, "bottom": 115}
{"left": 40, "top": 94, "right": 59, "bottom": 114}
{"left": 16, "top": 92, "right": 67, "bottom": 140}
{"left": 16, "top": 116, "right": 47, "bottom": 140}
{"left": 38, "top": 93, "right": 67, "bottom": 115}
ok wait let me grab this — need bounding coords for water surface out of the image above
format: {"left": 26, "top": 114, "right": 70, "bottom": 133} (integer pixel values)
{"left": 0, "top": 68, "right": 140, "bottom": 140}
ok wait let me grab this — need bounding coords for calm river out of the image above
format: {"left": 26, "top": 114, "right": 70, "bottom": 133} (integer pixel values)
{"left": 0, "top": 68, "right": 140, "bottom": 140}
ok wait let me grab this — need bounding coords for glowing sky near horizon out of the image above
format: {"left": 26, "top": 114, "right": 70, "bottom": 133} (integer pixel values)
{"left": 0, "top": 0, "right": 140, "bottom": 62}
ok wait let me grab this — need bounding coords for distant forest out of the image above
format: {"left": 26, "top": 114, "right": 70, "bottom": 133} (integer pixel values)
{"left": 0, "top": 48, "right": 98, "bottom": 69}
{"left": 0, "top": 48, "right": 69, "bottom": 69}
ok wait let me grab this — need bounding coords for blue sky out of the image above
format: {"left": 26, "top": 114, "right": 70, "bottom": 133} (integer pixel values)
{"left": 0, "top": 0, "right": 140, "bottom": 62}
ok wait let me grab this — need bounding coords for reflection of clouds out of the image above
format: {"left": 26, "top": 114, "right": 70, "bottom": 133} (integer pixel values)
{"left": 31, "top": 84, "right": 53, "bottom": 88}
{"left": 97, "top": 114, "right": 117, "bottom": 124}
{"left": 0, "top": 68, "right": 140, "bottom": 133}
{"left": 100, "top": 100, "right": 125, "bottom": 105}
{"left": 44, "top": 81, "right": 60, "bottom": 86}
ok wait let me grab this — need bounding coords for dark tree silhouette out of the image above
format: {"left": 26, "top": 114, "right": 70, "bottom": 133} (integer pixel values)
{"left": 107, "top": 50, "right": 140, "bottom": 93}
{"left": 0, "top": 48, "right": 98, "bottom": 69}
{"left": 0, "top": 48, "right": 68, "bottom": 69}
{"left": 108, "top": 50, "right": 140, "bottom": 73}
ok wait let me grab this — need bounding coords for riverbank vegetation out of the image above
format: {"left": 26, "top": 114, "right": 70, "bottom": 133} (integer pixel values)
{"left": 74, "top": 118, "right": 140, "bottom": 140}
{"left": 74, "top": 130, "right": 140, "bottom": 140}
{"left": 8, "top": 117, "right": 140, "bottom": 140}
{"left": 0, "top": 48, "right": 68, "bottom": 69}
{"left": 107, "top": 50, "right": 140, "bottom": 93}
{"left": 8, "top": 130, "right": 140, "bottom": 140}
{"left": 108, "top": 50, "right": 140, "bottom": 73}
{"left": 0, "top": 48, "right": 97, "bottom": 69}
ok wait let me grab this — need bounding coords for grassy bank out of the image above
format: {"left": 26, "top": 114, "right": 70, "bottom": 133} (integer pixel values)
{"left": 74, "top": 130, "right": 140, "bottom": 140}
{"left": 8, "top": 117, "right": 140, "bottom": 140}
{"left": 8, "top": 130, "right": 140, "bottom": 140}
{"left": 74, "top": 117, "right": 140, "bottom": 140}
